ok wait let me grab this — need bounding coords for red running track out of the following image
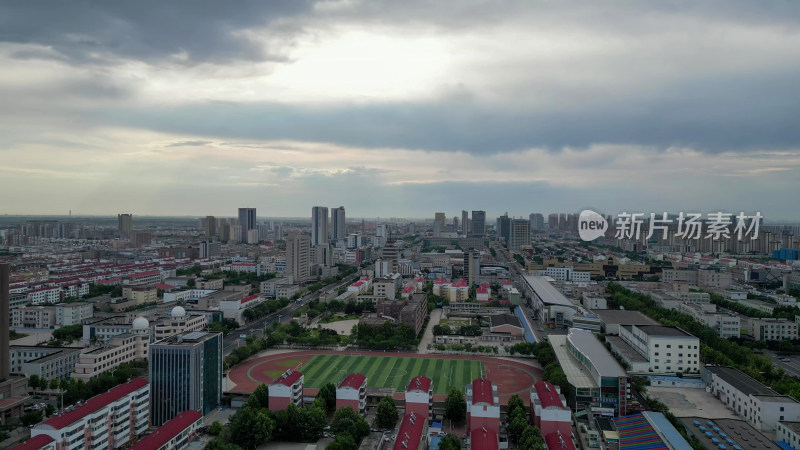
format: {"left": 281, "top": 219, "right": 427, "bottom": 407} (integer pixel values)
{"left": 227, "top": 350, "right": 541, "bottom": 403}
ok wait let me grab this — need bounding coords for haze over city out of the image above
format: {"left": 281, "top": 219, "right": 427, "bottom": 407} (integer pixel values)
{"left": 2, "top": 1, "right": 800, "bottom": 219}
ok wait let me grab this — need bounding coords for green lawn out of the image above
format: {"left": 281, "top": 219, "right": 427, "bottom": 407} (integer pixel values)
{"left": 300, "top": 354, "right": 484, "bottom": 394}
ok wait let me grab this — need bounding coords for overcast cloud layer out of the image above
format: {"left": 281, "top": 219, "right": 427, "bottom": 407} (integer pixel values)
{"left": 2, "top": 0, "right": 799, "bottom": 220}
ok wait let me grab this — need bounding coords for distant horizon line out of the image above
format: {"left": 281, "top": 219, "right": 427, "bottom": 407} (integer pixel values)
{"left": 2, "top": 212, "right": 800, "bottom": 224}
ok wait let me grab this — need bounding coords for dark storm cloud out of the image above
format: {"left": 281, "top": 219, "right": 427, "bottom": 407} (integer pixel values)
{"left": 0, "top": 0, "right": 314, "bottom": 64}
{"left": 97, "top": 67, "right": 800, "bottom": 154}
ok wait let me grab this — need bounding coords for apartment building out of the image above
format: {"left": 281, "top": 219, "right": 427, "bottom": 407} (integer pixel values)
{"left": 466, "top": 378, "right": 500, "bottom": 450}
{"left": 336, "top": 373, "right": 367, "bottom": 416}
{"left": 29, "top": 378, "right": 149, "bottom": 449}
{"left": 393, "top": 411, "right": 428, "bottom": 450}
{"left": 129, "top": 410, "right": 203, "bottom": 450}
{"left": 55, "top": 302, "right": 93, "bottom": 326}
{"left": 12, "top": 306, "right": 56, "bottom": 329}
{"left": 9, "top": 346, "right": 81, "bottom": 379}
{"left": 72, "top": 323, "right": 149, "bottom": 381}
{"left": 269, "top": 370, "right": 304, "bottom": 412}
{"left": 608, "top": 325, "right": 700, "bottom": 375}
{"left": 698, "top": 270, "right": 733, "bottom": 289}
{"left": 704, "top": 366, "right": 800, "bottom": 432}
{"left": 122, "top": 285, "right": 158, "bottom": 306}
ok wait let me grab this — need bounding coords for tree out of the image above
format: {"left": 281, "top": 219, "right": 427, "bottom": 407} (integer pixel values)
{"left": 49, "top": 378, "right": 59, "bottom": 390}
{"left": 331, "top": 406, "right": 370, "bottom": 441}
{"left": 444, "top": 388, "right": 466, "bottom": 424}
{"left": 227, "top": 406, "right": 274, "bottom": 449}
{"left": 317, "top": 382, "right": 337, "bottom": 413}
{"left": 208, "top": 421, "right": 223, "bottom": 436}
{"left": 246, "top": 384, "right": 270, "bottom": 409}
{"left": 375, "top": 396, "right": 398, "bottom": 430}
{"left": 204, "top": 440, "right": 242, "bottom": 450}
{"left": 28, "top": 375, "right": 40, "bottom": 389}
{"left": 299, "top": 402, "right": 327, "bottom": 441}
{"left": 45, "top": 404, "right": 56, "bottom": 416}
{"left": 21, "top": 410, "right": 43, "bottom": 427}
{"left": 519, "top": 425, "right": 545, "bottom": 450}
{"left": 507, "top": 394, "right": 525, "bottom": 417}
{"left": 438, "top": 434, "right": 462, "bottom": 450}
{"left": 327, "top": 434, "right": 358, "bottom": 450}
{"left": 507, "top": 408, "right": 529, "bottom": 444}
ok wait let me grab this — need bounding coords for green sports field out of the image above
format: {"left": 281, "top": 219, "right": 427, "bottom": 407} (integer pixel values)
{"left": 300, "top": 354, "right": 484, "bottom": 395}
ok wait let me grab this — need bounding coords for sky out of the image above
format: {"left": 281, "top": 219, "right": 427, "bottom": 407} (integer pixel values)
{"left": 2, "top": 0, "right": 800, "bottom": 220}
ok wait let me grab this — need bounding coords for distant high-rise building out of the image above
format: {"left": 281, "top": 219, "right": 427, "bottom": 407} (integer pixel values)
{"left": 465, "top": 250, "right": 481, "bottom": 287}
{"left": 332, "top": 206, "right": 347, "bottom": 241}
{"left": 311, "top": 206, "right": 329, "bottom": 246}
{"left": 462, "top": 210, "right": 470, "bottom": 234}
{"left": 497, "top": 213, "right": 511, "bottom": 242}
{"left": 238, "top": 208, "right": 256, "bottom": 243}
{"left": 433, "top": 212, "right": 446, "bottom": 237}
{"left": 453, "top": 217, "right": 459, "bottom": 233}
{"left": 509, "top": 218, "right": 530, "bottom": 249}
{"left": 1, "top": 264, "right": 10, "bottom": 379}
{"left": 118, "top": 213, "right": 133, "bottom": 237}
{"left": 471, "top": 211, "right": 486, "bottom": 237}
{"left": 205, "top": 215, "right": 217, "bottom": 238}
{"left": 286, "top": 232, "right": 311, "bottom": 283}
{"left": 529, "top": 213, "right": 545, "bottom": 231}
{"left": 149, "top": 331, "right": 222, "bottom": 426}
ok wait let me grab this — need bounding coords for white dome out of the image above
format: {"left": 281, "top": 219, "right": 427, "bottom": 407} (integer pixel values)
{"left": 171, "top": 306, "right": 186, "bottom": 318}
{"left": 132, "top": 317, "right": 149, "bottom": 330}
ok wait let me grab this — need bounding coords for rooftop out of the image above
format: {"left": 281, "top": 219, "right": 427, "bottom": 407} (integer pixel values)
{"left": 407, "top": 376, "right": 432, "bottom": 394}
{"left": 130, "top": 410, "right": 203, "bottom": 450}
{"left": 567, "top": 328, "right": 628, "bottom": 377}
{"left": 780, "top": 421, "right": 800, "bottom": 435}
{"left": 38, "top": 378, "right": 148, "bottom": 430}
{"left": 469, "top": 428, "right": 499, "bottom": 450}
{"left": 522, "top": 275, "right": 574, "bottom": 307}
{"left": 549, "top": 335, "right": 595, "bottom": 389}
{"left": 606, "top": 335, "right": 648, "bottom": 362}
{"left": 272, "top": 369, "right": 303, "bottom": 387}
{"left": 544, "top": 431, "right": 576, "bottom": 450}
{"left": 338, "top": 373, "right": 367, "bottom": 390}
{"left": 8, "top": 434, "right": 55, "bottom": 450}
{"left": 470, "top": 378, "right": 495, "bottom": 405}
{"left": 393, "top": 412, "right": 426, "bottom": 450}
{"left": 681, "top": 417, "right": 779, "bottom": 450}
{"left": 705, "top": 366, "right": 781, "bottom": 397}
{"left": 635, "top": 325, "right": 695, "bottom": 338}
{"left": 591, "top": 309, "right": 659, "bottom": 327}
{"left": 489, "top": 314, "right": 522, "bottom": 329}
{"left": 533, "top": 381, "right": 565, "bottom": 409}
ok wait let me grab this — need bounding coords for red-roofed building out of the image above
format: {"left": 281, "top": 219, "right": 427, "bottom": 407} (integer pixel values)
{"left": 153, "top": 283, "right": 177, "bottom": 291}
{"left": 405, "top": 376, "right": 433, "bottom": 420}
{"left": 31, "top": 378, "right": 149, "bottom": 449}
{"left": 336, "top": 373, "right": 367, "bottom": 415}
{"left": 466, "top": 378, "right": 500, "bottom": 435}
{"left": 530, "top": 381, "right": 571, "bottom": 437}
{"left": 124, "top": 270, "right": 162, "bottom": 286}
{"left": 393, "top": 412, "right": 428, "bottom": 450}
{"left": 544, "top": 431, "right": 577, "bottom": 450}
{"left": 476, "top": 282, "right": 491, "bottom": 302}
{"left": 449, "top": 279, "right": 469, "bottom": 302}
{"left": 433, "top": 278, "right": 451, "bottom": 297}
{"left": 130, "top": 410, "right": 202, "bottom": 450}
{"left": 269, "top": 370, "right": 304, "bottom": 411}
{"left": 401, "top": 285, "right": 416, "bottom": 299}
{"left": 8, "top": 434, "right": 56, "bottom": 450}
{"left": 470, "top": 427, "right": 499, "bottom": 450}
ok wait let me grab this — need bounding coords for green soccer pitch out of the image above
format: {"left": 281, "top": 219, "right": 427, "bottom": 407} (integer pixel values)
{"left": 299, "top": 354, "right": 484, "bottom": 394}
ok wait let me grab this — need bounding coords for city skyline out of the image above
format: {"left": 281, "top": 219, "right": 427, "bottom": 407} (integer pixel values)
{"left": 2, "top": 1, "right": 800, "bottom": 219}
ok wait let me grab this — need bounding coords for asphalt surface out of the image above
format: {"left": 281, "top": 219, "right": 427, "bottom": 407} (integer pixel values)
{"left": 222, "top": 274, "right": 359, "bottom": 357}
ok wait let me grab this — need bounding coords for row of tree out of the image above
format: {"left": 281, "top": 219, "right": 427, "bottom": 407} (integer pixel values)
{"left": 506, "top": 394, "right": 546, "bottom": 450}
{"left": 350, "top": 321, "right": 418, "bottom": 350}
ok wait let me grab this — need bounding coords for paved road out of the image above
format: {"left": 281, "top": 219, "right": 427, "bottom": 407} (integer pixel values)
{"left": 417, "top": 308, "right": 442, "bottom": 353}
{"left": 222, "top": 274, "right": 359, "bottom": 357}
{"left": 766, "top": 351, "right": 800, "bottom": 378}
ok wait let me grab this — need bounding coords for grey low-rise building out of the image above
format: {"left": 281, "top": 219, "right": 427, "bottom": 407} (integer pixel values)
{"left": 10, "top": 346, "right": 81, "bottom": 379}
